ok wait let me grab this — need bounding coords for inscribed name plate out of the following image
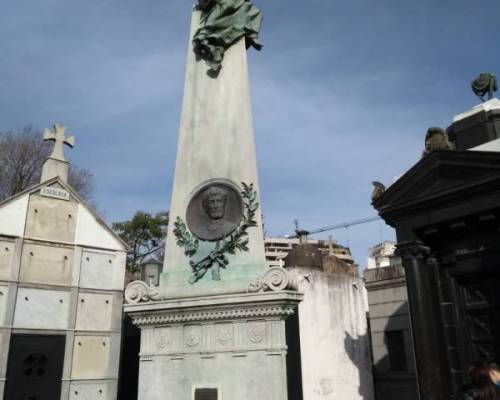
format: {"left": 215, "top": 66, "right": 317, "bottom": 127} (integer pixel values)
{"left": 40, "top": 186, "right": 70, "bottom": 201}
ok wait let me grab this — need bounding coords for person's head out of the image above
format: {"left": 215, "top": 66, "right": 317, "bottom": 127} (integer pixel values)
{"left": 467, "top": 361, "right": 499, "bottom": 399}
{"left": 202, "top": 187, "right": 228, "bottom": 220}
{"left": 489, "top": 363, "right": 500, "bottom": 389}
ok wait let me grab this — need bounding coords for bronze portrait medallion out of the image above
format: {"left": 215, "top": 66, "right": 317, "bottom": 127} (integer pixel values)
{"left": 186, "top": 182, "right": 243, "bottom": 241}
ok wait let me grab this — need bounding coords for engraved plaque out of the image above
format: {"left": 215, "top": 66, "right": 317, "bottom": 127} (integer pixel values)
{"left": 40, "top": 186, "right": 70, "bottom": 201}
{"left": 186, "top": 182, "right": 242, "bottom": 241}
{"left": 195, "top": 388, "right": 218, "bottom": 400}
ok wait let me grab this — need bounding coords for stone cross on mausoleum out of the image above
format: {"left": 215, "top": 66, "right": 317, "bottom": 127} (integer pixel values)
{"left": 41, "top": 123, "right": 75, "bottom": 183}
{"left": 43, "top": 123, "right": 75, "bottom": 162}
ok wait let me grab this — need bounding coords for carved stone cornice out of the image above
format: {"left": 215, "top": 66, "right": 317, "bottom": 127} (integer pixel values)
{"left": 395, "top": 241, "right": 431, "bottom": 260}
{"left": 124, "top": 291, "right": 303, "bottom": 328}
{"left": 130, "top": 304, "right": 297, "bottom": 327}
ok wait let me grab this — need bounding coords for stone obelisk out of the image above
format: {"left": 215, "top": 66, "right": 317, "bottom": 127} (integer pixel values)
{"left": 124, "top": 4, "right": 301, "bottom": 400}
{"left": 161, "top": 9, "right": 267, "bottom": 298}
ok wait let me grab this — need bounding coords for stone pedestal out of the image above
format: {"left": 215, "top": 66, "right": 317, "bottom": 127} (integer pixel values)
{"left": 448, "top": 98, "right": 500, "bottom": 150}
{"left": 41, "top": 157, "right": 70, "bottom": 183}
{"left": 124, "top": 291, "right": 302, "bottom": 400}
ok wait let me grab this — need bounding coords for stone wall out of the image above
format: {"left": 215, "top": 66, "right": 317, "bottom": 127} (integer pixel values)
{"left": 288, "top": 267, "right": 375, "bottom": 400}
{"left": 364, "top": 266, "right": 417, "bottom": 400}
{"left": 0, "top": 180, "right": 126, "bottom": 400}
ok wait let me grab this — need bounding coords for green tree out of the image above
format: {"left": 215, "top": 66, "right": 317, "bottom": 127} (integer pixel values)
{"left": 112, "top": 211, "right": 169, "bottom": 273}
{"left": 0, "top": 126, "right": 94, "bottom": 201}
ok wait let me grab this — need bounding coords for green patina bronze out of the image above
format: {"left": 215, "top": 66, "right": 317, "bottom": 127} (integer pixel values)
{"left": 173, "top": 182, "right": 259, "bottom": 284}
{"left": 193, "top": 0, "right": 263, "bottom": 74}
{"left": 471, "top": 72, "right": 497, "bottom": 102}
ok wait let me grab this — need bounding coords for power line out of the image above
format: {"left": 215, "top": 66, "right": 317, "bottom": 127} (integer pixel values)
{"left": 292, "top": 215, "right": 381, "bottom": 237}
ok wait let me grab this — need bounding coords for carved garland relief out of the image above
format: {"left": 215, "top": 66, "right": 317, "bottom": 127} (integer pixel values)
{"left": 174, "top": 181, "right": 259, "bottom": 284}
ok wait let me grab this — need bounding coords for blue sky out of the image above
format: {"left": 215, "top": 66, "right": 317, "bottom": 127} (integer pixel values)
{"left": 1, "top": 0, "right": 499, "bottom": 268}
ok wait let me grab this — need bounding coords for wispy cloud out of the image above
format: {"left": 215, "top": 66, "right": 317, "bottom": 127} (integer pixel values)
{"left": 1, "top": 0, "right": 499, "bottom": 267}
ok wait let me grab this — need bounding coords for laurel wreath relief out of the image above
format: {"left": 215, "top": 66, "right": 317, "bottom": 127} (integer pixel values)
{"left": 173, "top": 182, "right": 259, "bottom": 284}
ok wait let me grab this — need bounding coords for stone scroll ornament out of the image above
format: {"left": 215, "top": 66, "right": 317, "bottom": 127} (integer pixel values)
{"left": 174, "top": 182, "right": 259, "bottom": 284}
{"left": 248, "top": 267, "right": 299, "bottom": 293}
{"left": 193, "top": 0, "right": 263, "bottom": 75}
{"left": 125, "top": 281, "right": 162, "bottom": 304}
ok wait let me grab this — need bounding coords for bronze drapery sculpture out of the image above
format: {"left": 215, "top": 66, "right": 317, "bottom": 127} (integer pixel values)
{"left": 193, "top": 0, "right": 263, "bottom": 74}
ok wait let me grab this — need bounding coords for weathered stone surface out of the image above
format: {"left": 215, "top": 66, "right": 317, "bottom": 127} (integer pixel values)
{"left": 162, "top": 12, "right": 266, "bottom": 298}
{"left": 453, "top": 98, "right": 500, "bottom": 122}
{"left": 471, "top": 137, "right": 500, "bottom": 151}
{"left": 0, "top": 285, "right": 8, "bottom": 326}
{"left": 288, "top": 268, "right": 375, "bottom": 400}
{"left": 125, "top": 291, "right": 302, "bottom": 400}
{"left": 71, "top": 336, "right": 110, "bottom": 379}
{"left": 79, "top": 251, "right": 118, "bottom": 290}
{"left": 76, "top": 207, "right": 127, "bottom": 252}
{"left": 13, "top": 288, "right": 70, "bottom": 329}
{"left": 75, "top": 293, "right": 114, "bottom": 331}
{"left": 0, "top": 194, "right": 29, "bottom": 238}
{"left": 24, "top": 194, "right": 78, "bottom": 242}
{"left": 69, "top": 381, "right": 108, "bottom": 400}
{"left": 0, "top": 240, "right": 15, "bottom": 281}
{"left": 19, "top": 243, "right": 73, "bottom": 286}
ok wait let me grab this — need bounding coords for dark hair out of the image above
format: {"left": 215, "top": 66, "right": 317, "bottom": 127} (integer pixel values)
{"left": 467, "top": 361, "right": 498, "bottom": 400}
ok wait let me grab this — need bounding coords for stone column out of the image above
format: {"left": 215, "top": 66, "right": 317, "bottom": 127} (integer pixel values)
{"left": 395, "top": 241, "right": 445, "bottom": 400}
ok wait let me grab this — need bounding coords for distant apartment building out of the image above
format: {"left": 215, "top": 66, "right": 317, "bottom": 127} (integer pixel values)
{"left": 366, "top": 241, "right": 401, "bottom": 269}
{"left": 264, "top": 237, "right": 355, "bottom": 268}
{"left": 364, "top": 242, "right": 417, "bottom": 400}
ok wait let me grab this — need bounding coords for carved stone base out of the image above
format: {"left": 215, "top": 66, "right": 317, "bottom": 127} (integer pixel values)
{"left": 124, "top": 291, "right": 302, "bottom": 400}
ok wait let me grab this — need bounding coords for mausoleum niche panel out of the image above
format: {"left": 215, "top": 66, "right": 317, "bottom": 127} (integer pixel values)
{"left": 24, "top": 194, "right": 77, "bottom": 243}
{"left": 13, "top": 288, "right": 70, "bottom": 330}
{"left": 0, "top": 240, "right": 14, "bottom": 280}
{"left": 69, "top": 381, "right": 107, "bottom": 400}
{"left": 75, "top": 293, "right": 113, "bottom": 331}
{"left": 79, "top": 251, "right": 116, "bottom": 290}
{"left": 0, "top": 285, "right": 9, "bottom": 326}
{"left": 71, "top": 336, "right": 110, "bottom": 379}
{"left": 19, "top": 243, "right": 73, "bottom": 286}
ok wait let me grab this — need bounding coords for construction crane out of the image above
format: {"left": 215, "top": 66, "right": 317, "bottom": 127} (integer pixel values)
{"left": 292, "top": 215, "right": 381, "bottom": 238}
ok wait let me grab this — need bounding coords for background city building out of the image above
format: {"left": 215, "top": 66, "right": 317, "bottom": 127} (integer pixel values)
{"left": 264, "top": 237, "right": 355, "bottom": 268}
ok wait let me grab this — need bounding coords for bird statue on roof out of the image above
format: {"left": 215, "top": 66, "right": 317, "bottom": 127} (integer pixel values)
{"left": 371, "top": 181, "right": 386, "bottom": 203}
{"left": 471, "top": 73, "right": 497, "bottom": 102}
